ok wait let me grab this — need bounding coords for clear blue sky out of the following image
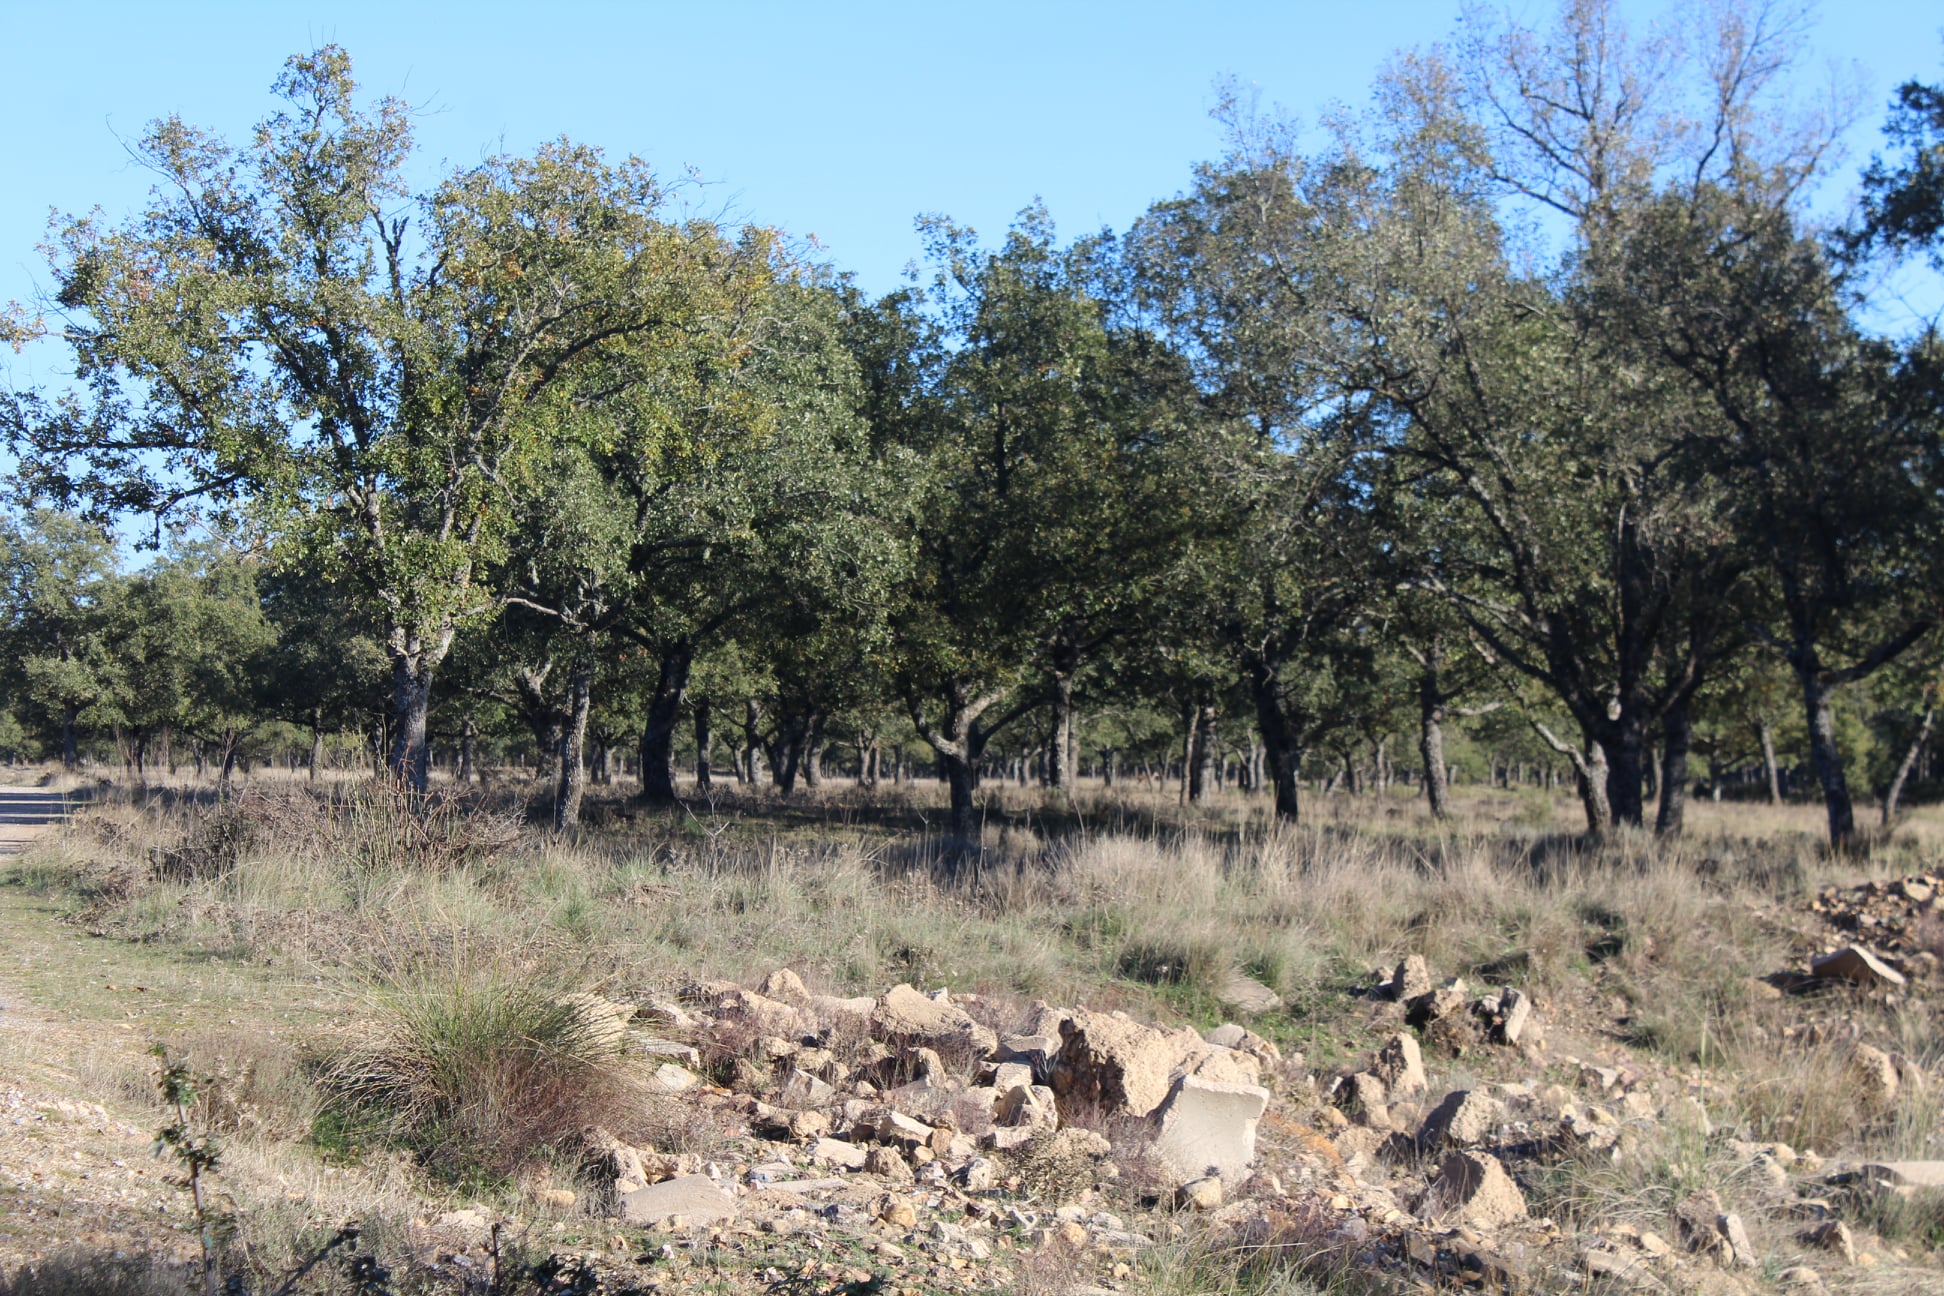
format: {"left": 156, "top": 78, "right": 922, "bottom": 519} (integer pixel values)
{"left": 3, "top": 0, "right": 1941, "bottom": 388}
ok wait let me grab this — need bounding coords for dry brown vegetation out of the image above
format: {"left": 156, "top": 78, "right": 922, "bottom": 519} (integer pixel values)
{"left": 4, "top": 770, "right": 1943, "bottom": 1293}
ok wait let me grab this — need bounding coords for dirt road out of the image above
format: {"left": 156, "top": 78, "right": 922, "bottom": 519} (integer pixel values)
{"left": 0, "top": 785, "right": 77, "bottom": 856}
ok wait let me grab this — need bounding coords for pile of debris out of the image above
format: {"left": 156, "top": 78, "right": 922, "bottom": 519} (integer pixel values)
{"left": 403, "top": 956, "right": 1943, "bottom": 1293}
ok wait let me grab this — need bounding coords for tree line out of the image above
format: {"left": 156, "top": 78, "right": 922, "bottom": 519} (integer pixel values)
{"left": 5, "top": 2, "right": 1943, "bottom": 847}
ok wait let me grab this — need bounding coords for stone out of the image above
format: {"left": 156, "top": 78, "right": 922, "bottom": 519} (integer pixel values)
{"left": 1177, "top": 1175, "right": 1224, "bottom": 1211}
{"left": 1346, "top": 1072, "right": 1389, "bottom": 1126}
{"left": 1811, "top": 946, "right": 1906, "bottom": 988}
{"left": 1803, "top": 1220, "right": 1854, "bottom": 1263}
{"left": 877, "top": 1110, "right": 936, "bottom": 1146}
{"left": 810, "top": 993, "right": 876, "bottom": 1027}
{"left": 1848, "top": 1044, "right": 1900, "bottom": 1108}
{"left": 1150, "top": 1073, "right": 1271, "bottom": 1182}
{"left": 1051, "top": 1009, "right": 1259, "bottom": 1120}
{"left": 1426, "top": 1151, "right": 1526, "bottom": 1228}
{"left": 760, "top": 968, "right": 812, "bottom": 1006}
{"left": 810, "top": 1136, "right": 868, "bottom": 1169}
{"left": 533, "top": 1188, "right": 577, "bottom": 1209}
{"left": 637, "top": 1037, "right": 702, "bottom": 1067}
{"left": 870, "top": 984, "right": 998, "bottom": 1058}
{"left": 1205, "top": 1023, "right": 1249, "bottom": 1049}
{"left": 1777, "top": 1266, "right": 1824, "bottom": 1289}
{"left": 1848, "top": 1160, "right": 1944, "bottom": 1189}
{"left": 716, "top": 988, "right": 805, "bottom": 1038}
{"left": 957, "top": 1157, "right": 998, "bottom": 1191}
{"left": 788, "top": 1109, "right": 830, "bottom": 1139}
{"left": 780, "top": 1068, "right": 837, "bottom": 1109}
{"left": 1420, "top": 1090, "right": 1503, "bottom": 1148}
{"left": 619, "top": 1175, "right": 737, "bottom": 1228}
{"left": 1405, "top": 986, "right": 1466, "bottom": 1028}
{"left": 1392, "top": 954, "right": 1433, "bottom": 1002}
{"left": 1719, "top": 1212, "right": 1757, "bottom": 1268}
{"left": 1497, "top": 989, "right": 1532, "bottom": 1045}
{"left": 1217, "top": 971, "right": 1284, "bottom": 1015}
{"left": 876, "top": 1194, "right": 918, "bottom": 1228}
{"left": 996, "top": 1083, "right": 1058, "bottom": 1129}
{"left": 866, "top": 1146, "right": 914, "bottom": 1183}
{"left": 1372, "top": 1032, "right": 1426, "bottom": 1097}
{"left": 649, "top": 1062, "right": 700, "bottom": 1093}
{"left": 990, "top": 1061, "right": 1034, "bottom": 1091}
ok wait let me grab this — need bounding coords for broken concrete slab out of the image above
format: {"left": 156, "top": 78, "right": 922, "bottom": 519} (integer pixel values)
{"left": 1150, "top": 1073, "right": 1270, "bottom": 1183}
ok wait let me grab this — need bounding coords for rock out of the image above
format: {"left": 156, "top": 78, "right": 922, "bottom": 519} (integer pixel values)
{"left": 1673, "top": 1190, "right": 1725, "bottom": 1255}
{"left": 436, "top": 1208, "right": 489, "bottom": 1231}
{"left": 1177, "top": 1175, "right": 1224, "bottom": 1210}
{"left": 876, "top": 1194, "right": 917, "bottom": 1228}
{"left": 533, "top": 1188, "right": 577, "bottom": 1209}
{"left": 1392, "top": 954, "right": 1433, "bottom": 1002}
{"left": 788, "top": 1109, "right": 829, "bottom": 1139}
{"left": 760, "top": 968, "right": 812, "bottom": 1006}
{"left": 1846, "top": 1160, "right": 1944, "bottom": 1189}
{"left": 1719, "top": 1212, "right": 1757, "bottom": 1269}
{"left": 716, "top": 988, "right": 805, "bottom": 1037}
{"left": 877, "top": 1109, "right": 935, "bottom": 1146}
{"left": 619, "top": 1175, "right": 737, "bottom": 1228}
{"left": 870, "top": 984, "right": 998, "bottom": 1058}
{"left": 1150, "top": 1074, "right": 1270, "bottom": 1183}
{"left": 810, "top": 993, "right": 876, "bottom": 1027}
{"left": 996, "top": 1083, "right": 1058, "bottom": 1130}
{"left": 865, "top": 1146, "right": 914, "bottom": 1183}
{"left": 1345, "top": 1072, "right": 1389, "bottom": 1124}
{"left": 1802, "top": 1220, "right": 1854, "bottom": 1263}
{"left": 957, "top": 1157, "right": 998, "bottom": 1191}
{"left": 1205, "top": 1023, "right": 1249, "bottom": 1049}
{"left": 1420, "top": 1090, "right": 1503, "bottom": 1148}
{"left": 1372, "top": 1032, "right": 1426, "bottom": 1097}
{"left": 649, "top": 1062, "right": 700, "bottom": 1093}
{"left": 810, "top": 1136, "right": 868, "bottom": 1169}
{"left": 1216, "top": 971, "right": 1284, "bottom": 1015}
{"left": 1051, "top": 1009, "right": 1258, "bottom": 1120}
{"left": 1425, "top": 1151, "right": 1526, "bottom": 1228}
{"left": 1581, "top": 1248, "right": 1667, "bottom": 1293}
{"left": 1777, "top": 1266, "right": 1824, "bottom": 1289}
{"left": 989, "top": 1061, "right": 1035, "bottom": 1091}
{"left": 1811, "top": 946, "right": 1906, "bottom": 988}
{"left": 1497, "top": 989, "right": 1532, "bottom": 1044}
{"left": 1204, "top": 1022, "right": 1282, "bottom": 1071}
{"left": 1405, "top": 986, "right": 1467, "bottom": 1027}
{"left": 780, "top": 1068, "right": 837, "bottom": 1108}
{"left": 1847, "top": 1044, "right": 1900, "bottom": 1108}
{"left": 637, "top": 1037, "right": 702, "bottom": 1067}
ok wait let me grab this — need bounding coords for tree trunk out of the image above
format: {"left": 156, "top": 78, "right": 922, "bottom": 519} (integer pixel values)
{"left": 1600, "top": 716, "right": 1647, "bottom": 829}
{"left": 1654, "top": 697, "right": 1691, "bottom": 838}
{"left": 1187, "top": 703, "right": 1217, "bottom": 805}
{"left": 388, "top": 651, "right": 437, "bottom": 792}
{"left": 638, "top": 642, "right": 693, "bottom": 805}
{"left": 1882, "top": 707, "right": 1934, "bottom": 827}
{"left": 1419, "top": 679, "right": 1451, "bottom": 820}
{"left": 693, "top": 699, "right": 714, "bottom": 792}
{"left": 1796, "top": 664, "right": 1856, "bottom": 847}
{"left": 553, "top": 655, "right": 593, "bottom": 833}
{"left": 801, "top": 713, "right": 825, "bottom": 790}
{"left": 1048, "top": 647, "right": 1078, "bottom": 791}
{"left": 308, "top": 719, "right": 325, "bottom": 782}
{"left": 1245, "top": 656, "right": 1302, "bottom": 823}
{"left": 1575, "top": 744, "right": 1612, "bottom": 840}
{"left": 1758, "top": 718, "right": 1783, "bottom": 805}
{"left": 60, "top": 703, "right": 79, "bottom": 770}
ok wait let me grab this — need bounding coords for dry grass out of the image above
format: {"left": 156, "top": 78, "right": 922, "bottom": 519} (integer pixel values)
{"left": 12, "top": 767, "right": 1944, "bottom": 1289}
